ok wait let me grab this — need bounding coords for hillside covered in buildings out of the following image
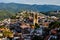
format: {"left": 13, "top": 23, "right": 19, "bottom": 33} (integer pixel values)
{"left": 0, "top": 0, "right": 60, "bottom": 39}
{"left": 0, "top": 10, "right": 60, "bottom": 40}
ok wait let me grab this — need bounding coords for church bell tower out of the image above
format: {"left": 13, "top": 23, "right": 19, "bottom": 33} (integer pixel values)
{"left": 33, "top": 13, "right": 38, "bottom": 25}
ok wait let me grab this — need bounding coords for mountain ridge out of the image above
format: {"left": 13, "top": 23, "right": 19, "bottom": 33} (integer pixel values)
{"left": 0, "top": 3, "right": 60, "bottom": 12}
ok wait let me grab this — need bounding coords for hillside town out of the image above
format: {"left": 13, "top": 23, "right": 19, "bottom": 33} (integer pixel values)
{"left": 0, "top": 11, "right": 60, "bottom": 40}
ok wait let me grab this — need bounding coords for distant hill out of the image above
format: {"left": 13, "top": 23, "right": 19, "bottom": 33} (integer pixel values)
{"left": 0, "top": 3, "right": 60, "bottom": 12}
{"left": 0, "top": 3, "right": 60, "bottom": 20}
{"left": 0, "top": 9, "right": 14, "bottom": 20}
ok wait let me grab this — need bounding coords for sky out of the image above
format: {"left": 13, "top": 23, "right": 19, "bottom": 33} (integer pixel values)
{"left": 0, "top": 0, "right": 60, "bottom": 5}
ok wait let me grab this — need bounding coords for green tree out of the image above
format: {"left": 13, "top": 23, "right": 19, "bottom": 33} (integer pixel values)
{"left": 0, "top": 26, "right": 5, "bottom": 28}
{"left": 35, "top": 23, "right": 40, "bottom": 29}
{"left": 10, "top": 16, "right": 16, "bottom": 19}
{"left": 49, "top": 21, "right": 60, "bottom": 29}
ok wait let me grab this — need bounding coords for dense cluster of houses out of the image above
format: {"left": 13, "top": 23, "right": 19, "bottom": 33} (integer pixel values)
{"left": 0, "top": 11, "right": 59, "bottom": 40}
